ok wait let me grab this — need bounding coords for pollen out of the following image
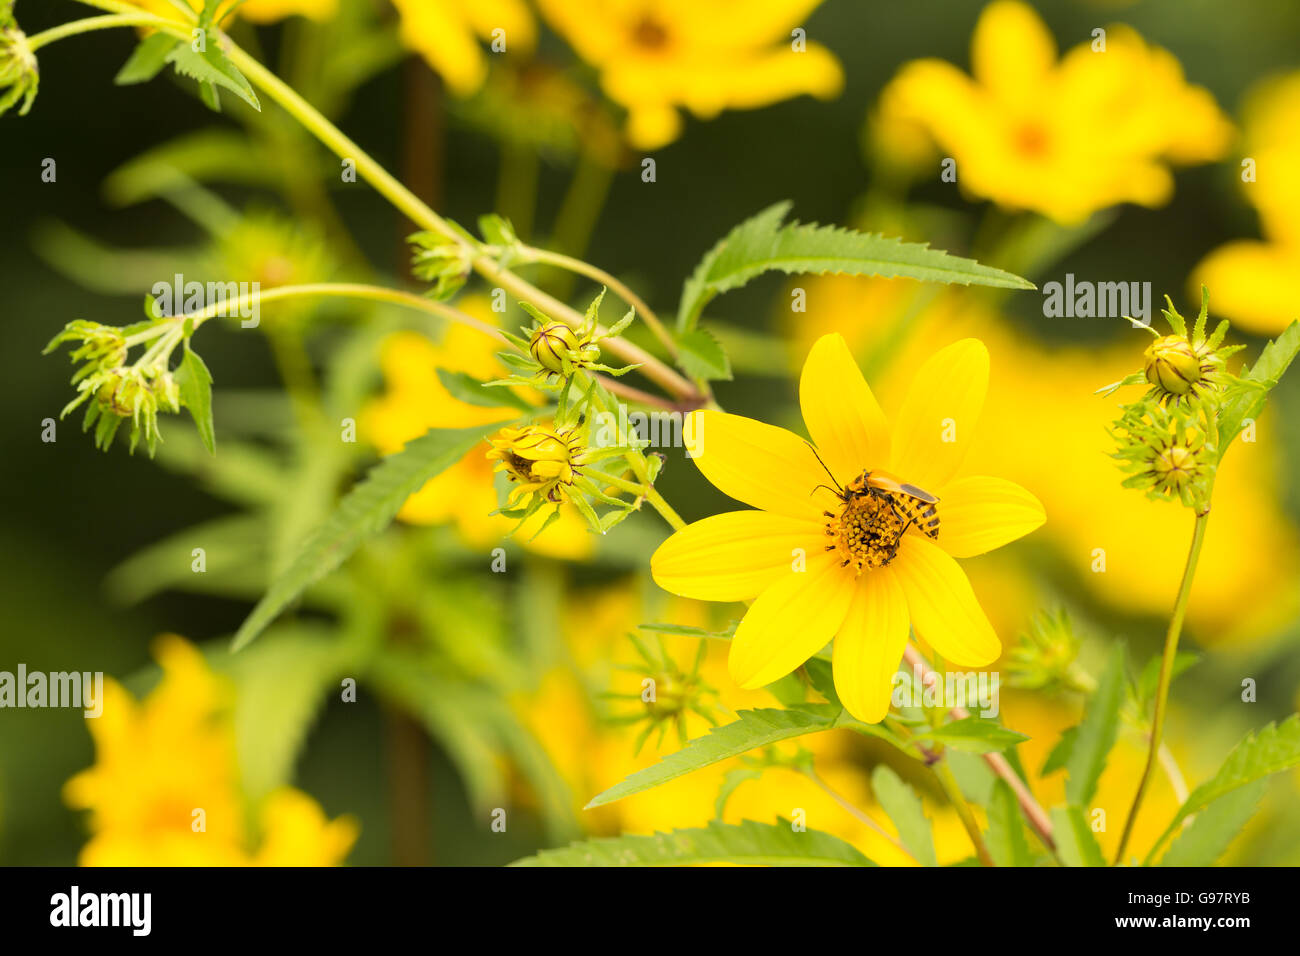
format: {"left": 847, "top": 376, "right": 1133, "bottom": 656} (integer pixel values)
{"left": 824, "top": 493, "right": 905, "bottom": 574}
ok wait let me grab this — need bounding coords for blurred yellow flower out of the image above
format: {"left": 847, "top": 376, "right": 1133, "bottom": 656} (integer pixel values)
{"left": 517, "top": 581, "right": 978, "bottom": 865}
{"left": 789, "top": 276, "right": 1300, "bottom": 646}
{"left": 877, "top": 0, "right": 1231, "bottom": 223}
{"left": 652, "top": 334, "right": 1045, "bottom": 723}
{"left": 1194, "top": 71, "right": 1300, "bottom": 335}
{"left": 130, "top": 0, "right": 337, "bottom": 23}
{"left": 64, "top": 635, "right": 356, "bottom": 866}
{"left": 536, "top": 0, "right": 843, "bottom": 149}
{"left": 359, "top": 297, "right": 593, "bottom": 560}
{"left": 392, "top": 0, "right": 536, "bottom": 97}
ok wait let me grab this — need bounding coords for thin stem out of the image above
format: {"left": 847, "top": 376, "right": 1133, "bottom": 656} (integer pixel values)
{"left": 585, "top": 384, "right": 686, "bottom": 532}
{"left": 219, "top": 42, "right": 701, "bottom": 404}
{"left": 156, "top": 282, "right": 508, "bottom": 342}
{"left": 592, "top": 374, "right": 680, "bottom": 411}
{"left": 931, "top": 759, "right": 996, "bottom": 867}
{"left": 902, "top": 645, "right": 1058, "bottom": 854}
{"left": 519, "top": 246, "right": 678, "bottom": 361}
{"left": 802, "top": 767, "right": 920, "bottom": 864}
{"left": 1113, "top": 510, "right": 1210, "bottom": 865}
{"left": 26, "top": 13, "right": 173, "bottom": 49}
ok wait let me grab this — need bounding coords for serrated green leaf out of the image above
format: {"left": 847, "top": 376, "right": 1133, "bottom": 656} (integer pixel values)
{"left": 116, "top": 33, "right": 180, "bottom": 85}
{"left": 1147, "top": 714, "right": 1300, "bottom": 863}
{"left": 677, "top": 328, "right": 733, "bottom": 381}
{"left": 1217, "top": 320, "right": 1300, "bottom": 454}
{"left": 915, "top": 717, "right": 1029, "bottom": 754}
{"left": 175, "top": 344, "right": 216, "bottom": 455}
{"left": 231, "top": 424, "right": 499, "bottom": 651}
{"left": 1052, "top": 806, "right": 1106, "bottom": 866}
{"left": 510, "top": 819, "right": 875, "bottom": 867}
{"left": 1065, "top": 644, "right": 1125, "bottom": 807}
{"left": 1158, "top": 778, "right": 1267, "bottom": 867}
{"left": 871, "top": 765, "right": 937, "bottom": 867}
{"left": 986, "top": 780, "right": 1032, "bottom": 866}
{"left": 676, "top": 201, "right": 1034, "bottom": 331}
{"left": 585, "top": 706, "right": 842, "bottom": 808}
{"left": 167, "top": 42, "right": 261, "bottom": 113}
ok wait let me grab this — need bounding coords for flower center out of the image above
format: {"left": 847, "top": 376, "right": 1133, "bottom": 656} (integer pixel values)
{"left": 823, "top": 491, "right": 906, "bottom": 573}
{"left": 1013, "top": 122, "right": 1050, "bottom": 157}
{"left": 631, "top": 16, "right": 670, "bottom": 51}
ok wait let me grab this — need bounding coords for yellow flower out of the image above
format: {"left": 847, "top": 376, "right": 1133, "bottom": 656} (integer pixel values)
{"left": 64, "top": 635, "right": 356, "bottom": 866}
{"left": 359, "top": 299, "right": 593, "bottom": 560}
{"left": 1193, "top": 71, "right": 1300, "bottom": 335}
{"left": 129, "top": 0, "right": 336, "bottom": 22}
{"left": 536, "top": 0, "right": 843, "bottom": 149}
{"left": 788, "top": 277, "right": 1300, "bottom": 646}
{"left": 877, "top": 0, "right": 1230, "bottom": 223}
{"left": 391, "top": 0, "right": 535, "bottom": 98}
{"left": 651, "top": 334, "right": 1046, "bottom": 723}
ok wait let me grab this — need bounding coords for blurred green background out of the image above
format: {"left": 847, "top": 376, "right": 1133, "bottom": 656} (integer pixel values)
{"left": 2, "top": 0, "right": 1298, "bottom": 865}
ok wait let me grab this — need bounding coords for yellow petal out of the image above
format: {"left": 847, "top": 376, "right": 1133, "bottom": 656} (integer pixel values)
{"left": 1193, "top": 240, "right": 1300, "bottom": 337}
{"left": 892, "top": 536, "right": 999, "bottom": 667}
{"left": 652, "top": 511, "right": 824, "bottom": 602}
{"left": 971, "top": 0, "right": 1057, "bottom": 107}
{"left": 687, "top": 410, "right": 828, "bottom": 520}
{"left": 832, "top": 569, "right": 909, "bottom": 724}
{"left": 935, "top": 476, "right": 1046, "bottom": 558}
{"left": 890, "top": 339, "right": 989, "bottom": 490}
{"left": 799, "top": 333, "right": 892, "bottom": 484}
{"left": 729, "top": 554, "right": 855, "bottom": 688}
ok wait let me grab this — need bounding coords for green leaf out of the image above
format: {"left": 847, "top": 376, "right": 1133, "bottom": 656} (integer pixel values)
{"left": 166, "top": 42, "right": 261, "bottom": 113}
{"left": 871, "top": 765, "right": 937, "bottom": 866}
{"left": 1218, "top": 320, "right": 1300, "bottom": 454}
{"left": 1041, "top": 726, "right": 1077, "bottom": 777}
{"left": 915, "top": 717, "right": 1029, "bottom": 754}
{"left": 585, "top": 706, "right": 843, "bottom": 808}
{"left": 436, "top": 368, "right": 532, "bottom": 412}
{"left": 222, "top": 627, "right": 345, "bottom": 801}
{"left": 676, "top": 328, "right": 733, "bottom": 381}
{"left": 1065, "top": 644, "right": 1125, "bottom": 807}
{"left": 175, "top": 344, "right": 216, "bottom": 455}
{"left": 231, "top": 425, "right": 498, "bottom": 651}
{"left": 1147, "top": 714, "right": 1300, "bottom": 863}
{"left": 1052, "top": 806, "right": 1106, "bottom": 867}
{"left": 986, "top": 780, "right": 1032, "bottom": 866}
{"left": 676, "top": 201, "right": 1034, "bottom": 332}
{"left": 510, "top": 819, "right": 875, "bottom": 867}
{"left": 116, "top": 33, "right": 180, "bottom": 86}
{"left": 1158, "top": 779, "right": 1267, "bottom": 867}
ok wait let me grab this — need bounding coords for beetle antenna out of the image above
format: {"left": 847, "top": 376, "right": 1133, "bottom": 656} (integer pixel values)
{"left": 804, "top": 442, "right": 843, "bottom": 494}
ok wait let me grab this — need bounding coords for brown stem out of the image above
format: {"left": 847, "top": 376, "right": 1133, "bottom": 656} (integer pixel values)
{"left": 902, "top": 645, "right": 1056, "bottom": 853}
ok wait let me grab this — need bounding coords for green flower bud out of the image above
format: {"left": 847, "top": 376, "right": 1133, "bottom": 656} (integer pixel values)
{"left": 1143, "top": 335, "right": 1202, "bottom": 396}
{"left": 529, "top": 322, "right": 580, "bottom": 375}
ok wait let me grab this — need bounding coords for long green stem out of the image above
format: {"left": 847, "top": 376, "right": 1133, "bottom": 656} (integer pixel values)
{"left": 1113, "top": 510, "right": 1210, "bottom": 865}
{"left": 932, "top": 759, "right": 996, "bottom": 867}
{"left": 26, "top": 13, "right": 168, "bottom": 50}
{"left": 216, "top": 42, "right": 700, "bottom": 404}
{"left": 519, "top": 246, "right": 678, "bottom": 361}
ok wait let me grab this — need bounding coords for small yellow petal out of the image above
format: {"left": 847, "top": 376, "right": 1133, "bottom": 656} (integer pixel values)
{"left": 891, "top": 339, "right": 989, "bottom": 490}
{"left": 832, "top": 569, "right": 910, "bottom": 724}
{"left": 971, "top": 1, "right": 1057, "bottom": 107}
{"left": 729, "top": 554, "right": 855, "bottom": 688}
{"left": 686, "top": 410, "right": 828, "bottom": 520}
{"left": 892, "top": 536, "right": 999, "bottom": 667}
{"left": 799, "top": 333, "right": 892, "bottom": 484}
{"left": 935, "top": 476, "right": 1046, "bottom": 558}
{"left": 651, "top": 511, "right": 824, "bottom": 602}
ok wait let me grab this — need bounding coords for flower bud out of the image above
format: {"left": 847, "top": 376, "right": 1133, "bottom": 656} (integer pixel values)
{"left": 1143, "top": 336, "right": 1202, "bottom": 396}
{"left": 529, "top": 322, "right": 580, "bottom": 375}
{"left": 487, "top": 423, "right": 585, "bottom": 503}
